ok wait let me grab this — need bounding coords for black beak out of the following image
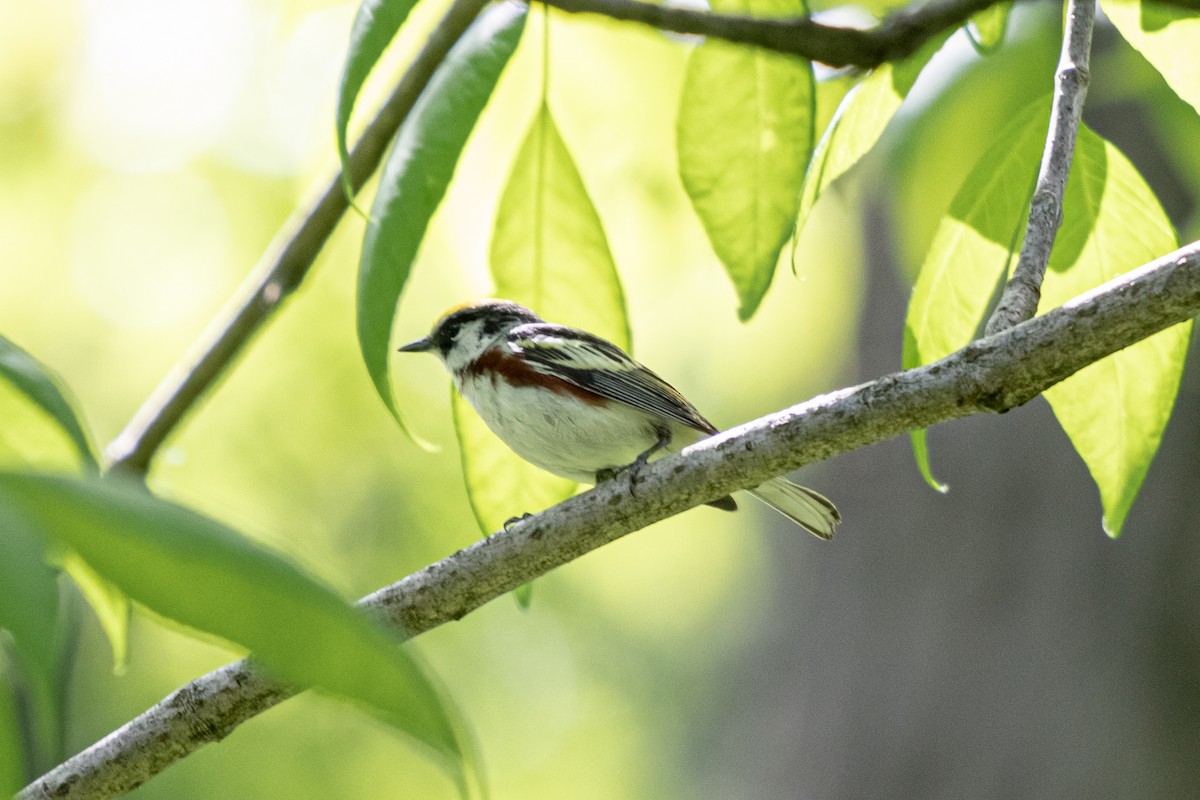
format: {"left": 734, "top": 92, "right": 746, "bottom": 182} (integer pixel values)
{"left": 397, "top": 336, "right": 434, "bottom": 353}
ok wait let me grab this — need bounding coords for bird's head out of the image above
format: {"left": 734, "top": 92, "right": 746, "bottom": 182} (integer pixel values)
{"left": 398, "top": 299, "right": 542, "bottom": 372}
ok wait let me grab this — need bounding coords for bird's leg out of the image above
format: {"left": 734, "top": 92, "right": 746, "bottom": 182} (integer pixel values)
{"left": 596, "top": 426, "right": 672, "bottom": 495}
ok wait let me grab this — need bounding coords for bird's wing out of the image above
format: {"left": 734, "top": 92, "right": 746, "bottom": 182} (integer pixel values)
{"left": 509, "top": 323, "right": 718, "bottom": 435}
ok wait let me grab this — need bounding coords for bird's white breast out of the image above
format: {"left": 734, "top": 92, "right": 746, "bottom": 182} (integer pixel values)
{"left": 458, "top": 372, "right": 672, "bottom": 484}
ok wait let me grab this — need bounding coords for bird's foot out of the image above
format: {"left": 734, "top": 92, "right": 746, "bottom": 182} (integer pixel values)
{"left": 596, "top": 427, "right": 672, "bottom": 497}
{"left": 503, "top": 512, "right": 533, "bottom": 531}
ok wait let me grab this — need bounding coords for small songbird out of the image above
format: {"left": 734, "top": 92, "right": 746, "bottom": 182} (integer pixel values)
{"left": 399, "top": 299, "right": 840, "bottom": 539}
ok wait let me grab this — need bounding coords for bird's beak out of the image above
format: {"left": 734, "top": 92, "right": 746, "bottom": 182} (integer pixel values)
{"left": 397, "top": 336, "right": 434, "bottom": 353}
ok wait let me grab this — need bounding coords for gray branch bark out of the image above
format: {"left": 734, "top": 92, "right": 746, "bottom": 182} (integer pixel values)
{"left": 21, "top": 239, "right": 1200, "bottom": 800}
{"left": 984, "top": 0, "right": 1096, "bottom": 335}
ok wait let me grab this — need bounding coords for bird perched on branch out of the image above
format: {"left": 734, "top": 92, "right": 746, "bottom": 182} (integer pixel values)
{"left": 399, "top": 299, "right": 839, "bottom": 539}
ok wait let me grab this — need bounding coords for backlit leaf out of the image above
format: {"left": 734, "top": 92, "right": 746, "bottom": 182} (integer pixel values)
{"left": 0, "top": 335, "right": 96, "bottom": 472}
{"left": 1039, "top": 127, "right": 1188, "bottom": 537}
{"left": 358, "top": 3, "right": 526, "bottom": 430}
{"left": 1106, "top": 1, "right": 1200, "bottom": 117}
{"left": 0, "top": 472, "right": 474, "bottom": 790}
{"left": 795, "top": 31, "right": 949, "bottom": 241}
{"left": 59, "top": 552, "right": 129, "bottom": 673}
{"left": 491, "top": 106, "right": 630, "bottom": 350}
{"left": 967, "top": 2, "right": 1011, "bottom": 54}
{"left": 902, "top": 101, "right": 1048, "bottom": 490}
{"left": 678, "top": 0, "right": 814, "bottom": 320}
{"left": 454, "top": 105, "right": 630, "bottom": 539}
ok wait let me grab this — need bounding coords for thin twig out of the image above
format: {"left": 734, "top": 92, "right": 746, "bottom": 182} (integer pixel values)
{"left": 105, "top": 0, "right": 492, "bottom": 476}
{"left": 984, "top": 0, "right": 1096, "bottom": 335}
{"left": 22, "top": 239, "right": 1200, "bottom": 800}
{"left": 540, "top": 0, "right": 990, "bottom": 67}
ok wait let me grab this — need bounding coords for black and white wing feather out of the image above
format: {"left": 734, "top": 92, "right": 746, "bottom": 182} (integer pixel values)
{"left": 508, "top": 323, "right": 717, "bottom": 435}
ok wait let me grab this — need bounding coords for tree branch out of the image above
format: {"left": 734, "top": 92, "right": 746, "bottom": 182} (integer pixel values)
{"left": 984, "top": 0, "right": 1096, "bottom": 335}
{"left": 22, "top": 238, "right": 1200, "bottom": 800}
{"left": 104, "top": 0, "right": 492, "bottom": 477}
{"left": 538, "top": 0, "right": 1001, "bottom": 67}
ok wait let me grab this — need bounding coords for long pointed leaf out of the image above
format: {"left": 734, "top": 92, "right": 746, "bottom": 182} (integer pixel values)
{"left": 0, "top": 473, "right": 473, "bottom": 789}
{"left": 336, "top": 0, "right": 423, "bottom": 195}
{"left": 1040, "top": 127, "right": 1189, "bottom": 537}
{"left": 677, "top": 0, "right": 814, "bottom": 320}
{"left": 358, "top": 3, "right": 527, "bottom": 426}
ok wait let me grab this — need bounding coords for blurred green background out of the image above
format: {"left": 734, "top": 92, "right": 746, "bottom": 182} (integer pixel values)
{"left": 2, "top": 0, "right": 1200, "bottom": 797}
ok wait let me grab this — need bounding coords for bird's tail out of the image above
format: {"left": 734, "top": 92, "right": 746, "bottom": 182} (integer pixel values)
{"left": 749, "top": 477, "right": 840, "bottom": 540}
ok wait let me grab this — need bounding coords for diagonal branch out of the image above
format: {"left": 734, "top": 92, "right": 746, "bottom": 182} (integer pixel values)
{"left": 104, "top": 0, "right": 492, "bottom": 477}
{"left": 984, "top": 0, "right": 1096, "bottom": 335}
{"left": 22, "top": 238, "right": 1200, "bottom": 800}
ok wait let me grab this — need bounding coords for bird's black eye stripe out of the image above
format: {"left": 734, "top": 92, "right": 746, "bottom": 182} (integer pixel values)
{"left": 482, "top": 317, "right": 507, "bottom": 338}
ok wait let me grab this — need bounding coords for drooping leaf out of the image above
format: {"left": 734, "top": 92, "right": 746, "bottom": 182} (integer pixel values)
{"left": 0, "top": 335, "right": 96, "bottom": 472}
{"left": 1105, "top": 1, "right": 1200, "bottom": 117}
{"left": 336, "top": 0, "right": 423, "bottom": 198}
{"left": 59, "top": 552, "right": 129, "bottom": 673}
{"left": 358, "top": 2, "right": 527, "bottom": 429}
{"left": 902, "top": 100, "right": 1049, "bottom": 490}
{"left": 0, "top": 503, "right": 62, "bottom": 773}
{"left": 1039, "top": 127, "right": 1188, "bottom": 537}
{"left": 492, "top": 106, "right": 630, "bottom": 349}
{"left": 453, "top": 105, "right": 630, "bottom": 539}
{"left": 0, "top": 473, "right": 473, "bottom": 789}
{"left": 966, "top": 2, "right": 1011, "bottom": 54}
{"left": 677, "top": 0, "right": 815, "bottom": 320}
{"left": 794, "top": 31, "right": 949, "bottom": 242}
{"left": 0, "top": 507, "right": 58, "bottom": 684}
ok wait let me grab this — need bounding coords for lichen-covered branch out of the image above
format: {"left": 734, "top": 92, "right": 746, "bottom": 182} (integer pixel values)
{"left": 22, "top": 238, "right": 1200, "bottom": 800}
{"left": 985, "top": 0, "right": 1096, "bottom": 335}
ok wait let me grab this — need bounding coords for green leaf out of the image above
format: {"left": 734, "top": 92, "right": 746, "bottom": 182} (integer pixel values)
{"left": 1106, "top": 0, "right": 1200, "bottom": 117}
{"left": 512, "top": 582, "right": 534, "bottom": 608}
{"left": 794, "top": 31, "right": 948, "bottom": 241}
{"left": 454, "top": 105, "right": 632, "bottom": 541}
{"left": 1039, "top": 127, "right": 1188, "bottom": 537}
{"left": 0, "top": 665, "right": 23, "bottom": 799}
{"left": 0, "top": 503, "right": 62, "bottom": 773}
{"left": 0, "top": 473, "right": 473, "bottom": 789}
{"left": 902, "top": 100, "right": 1048, "bottom": 489}
{"left": 492, "top": 106, "right": 630, "bottom": 350}
{"left": 677, "top": 0, "right": 815, "bottom": 320}
{"left": 336, "top": 0, "right": 422, "bottom": 199}
{"left": 0, "top": 506, "right": 58, "bottom": 687}
{"left": 358, "top": 2, "right": 527, "bottom": 428}
{"left": 0, "top": 335, "right": 97, "bottom": 472}
{"left": 966, "top": 2, "right": 1011, "bottom": 54}
{"left": 59, "top": 552, "right": 129, "bottom": 673}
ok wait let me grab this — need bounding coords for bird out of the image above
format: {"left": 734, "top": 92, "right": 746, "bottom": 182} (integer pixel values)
{"left": 398, "top": 299, "right": 840, "bottom": 539}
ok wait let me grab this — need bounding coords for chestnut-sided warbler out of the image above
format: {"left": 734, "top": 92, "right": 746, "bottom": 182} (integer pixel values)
{"left": 399, "top": 299, "right": 840, "bottom": 539}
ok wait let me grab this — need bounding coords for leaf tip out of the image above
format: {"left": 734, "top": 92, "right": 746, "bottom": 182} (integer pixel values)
{"left": 1101, "top": 514, "right": 1122, "bottom": 540}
